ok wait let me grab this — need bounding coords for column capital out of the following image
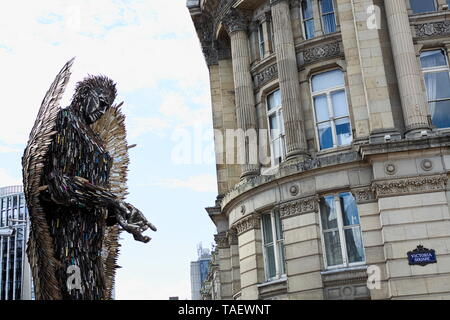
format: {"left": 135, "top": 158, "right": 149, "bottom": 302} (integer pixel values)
{"left": 227, "top": 228, "right": 238, "bottom": 246}
{"left": 222, "top": 8, "right": 250, "bottom": 34}
{"left": 214, "top": 232, "right": 230, "bottom": 249}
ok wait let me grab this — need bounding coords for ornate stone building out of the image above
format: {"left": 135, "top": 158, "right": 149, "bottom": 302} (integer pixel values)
{"left": 187, "top": 0, "right": 450, "bottom": 300}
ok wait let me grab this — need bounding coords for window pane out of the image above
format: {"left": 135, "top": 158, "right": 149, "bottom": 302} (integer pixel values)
{"left": 262, "top": 214, "right": 273, "bottom": 245}
{"left": 314, "top": 94, "right": 329, "bottom": 122}
{"left": 304, "top": 20, "right": 315, "bottom": 39}
{"left": 331, "top": 90, "right": 348, "bottom": 118}
{"left": 429, "top": 100, "right": 450, "bottom": 129}
{"left": 424, "top": 71, "right": 450, "bottom": 101}
{"left": 410, "top": 0, "right": 436, "bottom": 14}
{"left": 320, "top": 196, "right": 337, "bottom": 230}
{"left": 269, "top": 114, "right": 279, "bottom": 132}
{"left": 275, "top": 212, "right": 283, "bottom": 241}
{"left": 267, "top": 90, "right": 281, "bottom": 111}
{"left": 344, "top": 227, "right": 365, "bottom": 263}
{"left": 318, "top": 122, "right": 333, "bottom": 150}
{"left": 265, "top": 244, "right": 277, "bottom": 279}
{"left": 324, "top": 231, "right": 343, "bottom": 266}
{"left": 335, "top": 118, "right": 352, "bottom": 146}
{"left": 322, "top": 13, "right": 336, "bottom": 34}
{"left": 420, "top": 50, "right": 447, "bottom": 69}
{"left": 272, "top": 137, "right": 283, "bottom": 162}
{"left": 312, "top": 69, "right": 344, "bottom": 92}
{"left": 339, "top": 192, "right": 359, "bottom": 226}
{"left": 302, "top": 0, "right": 314, "bottom": 19}
{"left": 321, "top": 0, "right": 334, "bottom": 13}
{"left": 278, "top": 242, "right": 285, "bottom": 274}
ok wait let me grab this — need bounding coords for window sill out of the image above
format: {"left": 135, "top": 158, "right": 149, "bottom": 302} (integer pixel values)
{"left": 257, "top": 276, "right": 288, "bottom": 299}
{"left": 257, "top": 276, "right": 287, "bottom": 288}
{"left": 321, "top": 265, "right": 367, "bottom": 276}
{"left": 314, "top": 144, "right": 353, "bottom": 157}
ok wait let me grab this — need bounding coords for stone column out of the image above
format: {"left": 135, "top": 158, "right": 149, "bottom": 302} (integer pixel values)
{"left": 214, "top": 232, "right": 233, "bottom": 300}
{"left": 385, "top": 0, "right": 430, "bottom": 134}
{"left": 227, "top": 229, "right": 241, "bottom": 297}
{"left": 223, "top": 9, "right": 260, "bottom": 178}
{"left": 270, "top": 0, "right": 308, "bottom": 160}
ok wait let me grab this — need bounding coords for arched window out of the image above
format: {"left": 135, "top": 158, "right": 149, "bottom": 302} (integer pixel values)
{"left": 420, "top": 49, "right": 450, "bottom": 129}
{"left": 311, "top": 69, "right": 352, "bottom": 150}
{"left": 410, "top": 0, "right": 437, "bottom": 14}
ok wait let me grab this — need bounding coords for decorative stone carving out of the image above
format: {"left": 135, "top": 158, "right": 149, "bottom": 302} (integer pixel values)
{"left": 253, "top": 64, "right": 278, "bottom": 88}
{"left": 372, "top": 174, "right": 448, "bottom": 198}
{"left": 420, "top": 159, "right": 433, "bottom": 172}
{"left": 289, "top": 185, "right": 299, "bottom": 196}
{"left": 222, "top": 8, "right": 250, "bottom": 34}
{"left": 279, "top": 196, "right": 318, "bottom": 218}
{"left": 227, "top": 228, "right": 238, "bottom": 246}
{"left": 415, "top": 21, "right": 450, "bottom": 38}
{"left": 384, "top": 162, "right": 397, "bottom": 175}
{"left": 303, "top": 42, "right": 341, "bottom": 64}
{"left": 214, "top": 232, "right": 229, "bottom": 249}
{"left": 235, "top": 214, "right": 261, "bottom": 235}
{"left": 353, "top": 187, "right": 377, "bottom": 204}
{"left": 240, "top": 204, "right": 246, "bottom": 215}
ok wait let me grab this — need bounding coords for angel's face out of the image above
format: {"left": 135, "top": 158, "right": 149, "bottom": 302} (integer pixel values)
{"left": 83, "top": 85, "right": 116, "bottom": 124}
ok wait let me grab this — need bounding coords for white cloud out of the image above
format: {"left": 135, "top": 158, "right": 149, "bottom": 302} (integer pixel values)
{"left": 0, "top": 168, "right": 22, "bottom": 187}
{"left": 0, "top": 0, "right": 210, "bottom": 145}
{"left": 150, "top": 174, "right": 217, "bottom": 193}
{"left": 0, "top": 145, "right": 21, "bottom": 153}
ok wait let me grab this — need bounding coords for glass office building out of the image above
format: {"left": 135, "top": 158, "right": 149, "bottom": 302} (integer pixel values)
{"left": 0, "top": 185, "right": 33, "bottom": 300}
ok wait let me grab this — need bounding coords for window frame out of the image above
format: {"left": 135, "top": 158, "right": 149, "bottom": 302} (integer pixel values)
{"left": 265, "top": 88, "right": 286, "bottom": 167}
{"left": 409, "top": 0, "right": 438, "bottom": 14}
{"left": 319, "top": 0, "right": 337, "bottom": 35}
{"left": 318, "top": 192, "right": 366, "bottom": 271}
{"left": 420, "top": 48, "right": 450, "bottom": 130}
{"left": 300, "top": 0, "right": 316, "bottom": 40}
{"left": 258, "top": 22, "right": 265, "bottom": 60}
{"left": 310, "top": 69, "right": 353, "bottom": 151}
{"left": 260, "top": 211, "right": 286, "bottom": 282}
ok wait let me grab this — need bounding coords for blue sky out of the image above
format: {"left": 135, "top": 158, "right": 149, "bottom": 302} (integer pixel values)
{"left": 0, "top": 0, "right": 218, "bottom": 299}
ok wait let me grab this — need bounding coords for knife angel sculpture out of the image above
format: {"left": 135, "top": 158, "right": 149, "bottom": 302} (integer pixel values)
{"left": 22, "top": 58, "right": 156, "bottom": 300}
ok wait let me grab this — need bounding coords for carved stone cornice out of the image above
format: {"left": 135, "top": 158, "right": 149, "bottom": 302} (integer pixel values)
{"left": 415, "top": 21, "right": 450, "bottom": 38}
{"left": 352, "top": 187, "right": 377, "bottom": 204}
{"left": 302, "top": 42, "right": 341, "bottom": 65}
{"left": 222, "top": 8, "right": 250, "bottom": 34}
{"left": 279, "top": 196, "right": 318, "bottom": 218}
{"left": 214, "top": 232, "right": 229, "bottom": 249}
{"left": 253, "top": 64, "right": 278, "bottom": 88}
{"left": 372, "top": 174, "right": 448, "bottom": 198}
{"left": 192, "top": 13, "right": 218, "bottom": 65}
{"left": 227, "top": 228, "right": 238, "bottom": 246}
{"left": 235, "top": 214, "right": 261, "bottom": 235}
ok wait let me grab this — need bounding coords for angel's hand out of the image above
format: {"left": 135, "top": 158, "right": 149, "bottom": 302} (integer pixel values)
{"left": 115, "top": 201, "right": 156, "bottom": 243}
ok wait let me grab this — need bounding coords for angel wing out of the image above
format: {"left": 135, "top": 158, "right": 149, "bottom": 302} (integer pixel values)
{"left": 91, "top": 102, "right": 130, "bottom": 300}
{"left": 22, "top": 58, "right": 75, "bottom": 300}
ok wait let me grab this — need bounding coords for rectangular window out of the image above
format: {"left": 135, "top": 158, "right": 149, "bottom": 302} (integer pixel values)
{"left": 261, "top": 211, "right": 285, "bottom": 281}
{"left": 258, "top": 23, "right": 265, "bottom": 59}
{"left": 320, "top": 0, "right": 336, "bottom": 34}
{"left": 420, "top": 49, "right": 450, "bottom": 129}
{"left": 266, "top": 89, "right": 286, "bottom": 166}
{"left": 410, "top": 0, "right": 436, "bottom": 14}
{"left": 311, "top": 69, "right": 352, "bottom": 150}
{"left": 319, "top": 192, "right": 365, "bottom": 269}
{"left": 302, "top": 0, "right": 315, "bottom": 39}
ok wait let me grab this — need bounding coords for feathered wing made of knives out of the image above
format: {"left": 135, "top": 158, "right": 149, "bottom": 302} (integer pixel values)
{"left": 22, "top": 58, "right": 156, "bottom": 300}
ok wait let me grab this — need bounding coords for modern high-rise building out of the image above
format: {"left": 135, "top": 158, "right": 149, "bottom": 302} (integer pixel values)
{"left": 0, "top": 185, "right": 33, "bottom": 300}
{"left": 188, "top": 0, "right": 450, "bottom": 300}
{"left": 190, "top": 244, "right": 211, "bottom": 300}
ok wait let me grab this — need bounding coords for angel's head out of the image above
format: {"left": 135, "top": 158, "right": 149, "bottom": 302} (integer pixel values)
{"left": 70, "top": 75, "right": 117, "bottom": 124}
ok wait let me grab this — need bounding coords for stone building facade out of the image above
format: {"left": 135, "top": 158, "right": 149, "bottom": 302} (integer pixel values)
{"left": 187, "top": 0, "right": 450, "bottom": 300}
